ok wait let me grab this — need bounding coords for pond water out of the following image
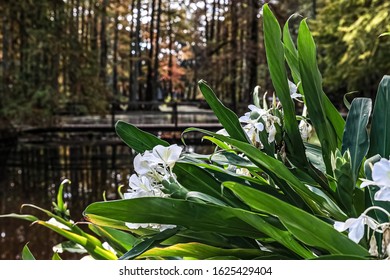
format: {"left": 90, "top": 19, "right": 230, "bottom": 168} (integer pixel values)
{"left": 0, "top": 133, "right": 211, "bottom": 259}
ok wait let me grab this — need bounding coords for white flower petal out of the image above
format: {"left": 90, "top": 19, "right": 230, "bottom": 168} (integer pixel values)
{"left": 239, "top": 115, "right": 251, "bottom": 123}
{"left": 47, "top": 218, "right": 72, "bottom": 230}
{"left": 288, "top": 80, "right": 298, "bottom": 94}
{"left": 152, "top": 144, "right": 182, "bottom": 167}
{"left": 125, "top": 222, "right": 149, "bottom": 229}
{"left": 359, "top": 179, "right": 376, "bottom": 189}
{"left": 334, "top": 221, "right": 348, "bottom": 232}
{"left": 267, "top": 124, "right": 277, "bottom": 143}
{"left": 290, "top": 92, "right": 302, "bottom": 99}
{"left": 133, "top": 153, "right": 154, "bottom": 175}
{"left": 364, "top": 216, "right": 379, "bottom": 230}
{"left": 255, "top": 122, "right": 264, "bottom": 132}
{"left": 374, "top": 186, "right": 390, "bottom": 201}
{"left": 372, "top": 158, "right": 390, "bottom": 186}
{"left": 348, "top": 218, "right": 365, "bottom": 243}
{"left": 216, "top": 128, "right": 229, "bottom": 136}
{"left": 334, "top": 215, "right": 378, "bottom": 243}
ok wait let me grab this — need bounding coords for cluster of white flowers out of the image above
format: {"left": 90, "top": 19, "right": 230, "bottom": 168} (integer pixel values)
{"left": 239, "top": 104, "right": 281, "bottom": 146}
{"left": 334, "top": 158, "right": 390, "bottom": 249}
{"left": 124, "top": 144, "right": 183, "bottom": 231}
{"left": 237, "top": 80, "right": 313, "bottom": 146}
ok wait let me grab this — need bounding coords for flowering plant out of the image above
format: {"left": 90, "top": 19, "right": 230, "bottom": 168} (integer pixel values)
{"left": 2, "top": 4, "right": 389, "bottom": 259}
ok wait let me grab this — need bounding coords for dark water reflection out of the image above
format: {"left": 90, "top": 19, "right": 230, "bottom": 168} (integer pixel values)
{"left": 0, "top": 135, "right": 211, "bottom": 260}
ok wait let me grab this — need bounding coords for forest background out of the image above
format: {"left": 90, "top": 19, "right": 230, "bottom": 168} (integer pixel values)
{"left": 1, "top": 0, "right": 389, "bottom": 126}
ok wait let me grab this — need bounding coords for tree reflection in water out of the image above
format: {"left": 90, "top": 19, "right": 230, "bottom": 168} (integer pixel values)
{"left": 0, "top": 136, "right": 211, "bottom": 259}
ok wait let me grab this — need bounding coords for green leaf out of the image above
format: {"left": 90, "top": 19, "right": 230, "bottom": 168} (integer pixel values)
{"left": 332, "top": 150, "right": 355, "bottom": 214}
{"left": 224, "top": 182, "right": 368, "bottom": 257}
{"left": 53, "top": 241, "right": 88, "bottom": 254}
{"left": 304, "top": 143, "right": 326, "bottom": 173}
{"left": 323, "top": 95, "right": 345, "bottom": 145}
{"left": 52, "top": 252, "right": 62, "bottom": 260}
{"left": 184, "top": 127, "right": 346, "bottom": 220}
{"left": 202, "top": 135, "right": 231, "bottom": 151}
{"left": 84, "top": 198, "right": 314, "bottom": 258}
{"left": 55, "top": 179, "right": 70, "bottom": 216}
{"left": 119, "top": 228, "right": 180, "bottom": 260}
{"left": 263, "top": 4, "right": 307, "bottom": 168}
{"left": 310, "top": 255, "right": 368, "bottom": 260}
{"left": 0, "top": 213, "right": 38, "bottom": 222}
{"left": 368, "top": 76, "right": 390, "bottom": 158}
{"left": 139, "top": 242, "right": 264, "bottom": 260}
{"left": 198, "top": 80, "right": 248, "bottom": 143}
{"left": 283, "top": 14, "right": 300, "bottom": 85}
{"left": 115, "top": 120, "right": 169, "bottom": 153}
{"left": 298, "top": 19, "right": 338, "bottom": 174}
{"left": 342, "top": 98, "right": 372, "bottom": 182}
{"left": 22, "top": 244, "right": 36, "bottom": 260}
{"left": 174, "top": 162, "right": 243, "bottom": 208}
{"left": 89, "top": 225, "right": 138, "bottom": 254}
{"left": 211, "top": 151, "right": 256, "bottom": 168}
{"left": 36, "top": 221, "right": 117, "bottom": 260}
{"left": 283, "top": 15, "right": 345, "bottom": 146}
{"left": 84, "top": 198, "right": 261, "bottom": 238}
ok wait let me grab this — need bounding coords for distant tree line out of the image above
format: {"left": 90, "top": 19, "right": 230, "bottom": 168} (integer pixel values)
{"left": 0, "top": 1, "right": 315, "bottom": 125}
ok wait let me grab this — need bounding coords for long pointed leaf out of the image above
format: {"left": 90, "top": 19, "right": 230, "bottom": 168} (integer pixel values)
{"left": 368, "top": 75, "right": 390, "bottom": 158}
{"left": 184, "top": 127, "right": 346, "bottom": 220}
{"left": 139, "top": 242, "right": 264, "bottom": 260}
{"left": 119, "top": 228, "right": 180, "bottom": 260}
{"left": 115, "top": 120, "right": 169, "bottom": 153}
{"left": 298, "top": 19, "right": 338, "bottom": 174}
{"left": 84, "top": 198, "right": 314, "bottom": 258}
{"left": 224, "top": 182, "right": 368, "bottom": 257}
{"left": 263, "top": 5, "right": 307, "bottom": 168}
{"left": 198, "top": 80, "right": 248, "bottom": 143}
{"left": 342, "top": 98, "right": 372, "bottom": 182}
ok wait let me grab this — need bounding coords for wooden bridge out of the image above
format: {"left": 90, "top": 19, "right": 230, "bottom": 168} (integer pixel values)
{"left": 18, "top": 102, "right": 226, "bottom": 144}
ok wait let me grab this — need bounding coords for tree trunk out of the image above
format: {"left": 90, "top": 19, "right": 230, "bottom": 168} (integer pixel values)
{"left": 167, "top": 4, "right": 173, "bottom": 98}
{"left": 134, "top": 0, "right": 142, "bottom": 101}
{"left": 99, "top": 0, "right": 109, "bottom": 83}
{"left": 128, "top": 0, "right": 136, "bottom": 106}
{"left": 229, "top": 2, "right": 238, "bottom": 112}
{"left": 145, "top": 0, "right": 156, "bottom": 102}
{"left": 248, "top": 0, "right": 259, "bottom": 102}
{"left": 113, "top": 2, "right": 119, "bottom": 99}
{"left": 152, "top": 0, "right": 162, "bottom": 101}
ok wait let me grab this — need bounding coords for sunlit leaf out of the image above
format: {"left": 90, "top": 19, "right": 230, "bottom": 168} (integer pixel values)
{"left": 22, "top": 244, "right": 36, "bottom": 260}
{"left": 139, "top": 242, "right": 264, "bottom": 260}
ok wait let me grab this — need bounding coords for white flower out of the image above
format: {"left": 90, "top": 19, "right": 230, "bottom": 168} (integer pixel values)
{"left": 133, "top": 152, "right": 155, "bottom": 175}
{"left": 334, "top": 214, "right": 377, "bottom": 243}
{"left": 47, "top": 218, "right": 73, "bottom": 230}
{"left": 216, "top": 128, "right": 229, "bottom": 136}
{"left": 263, "top": 114, "right": 281, "bottom": 143}
{"left": 125, "top": 222, "right": 150, "bottom": 230}
{"left": 242, "top": 123, "right": 264, "bottom": 146}
{"left": 298, "top": 119, "right": 313, "bottom": 141}
{"left": 288, "top": 80, "right": 302, "bottom": 100}
{"left": 124, "top": 174, "right": 164, "bottom": 199}
{"left": 239, "top": 105, "right": 267, "bottom": 145}
{"left": 236, "top": 168, "right": 251, "bottom": 177}
{"left": 102, "top": 242, "right": 117, "bottom": 254}
{"left": 125, "top": 222, "right": 176, "bottom": 232}
{"left": 150, "top": 144, "right": 183, "bottom": 168}
{"left": 360, "top": 158, "right": 390, "bottom": 201}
